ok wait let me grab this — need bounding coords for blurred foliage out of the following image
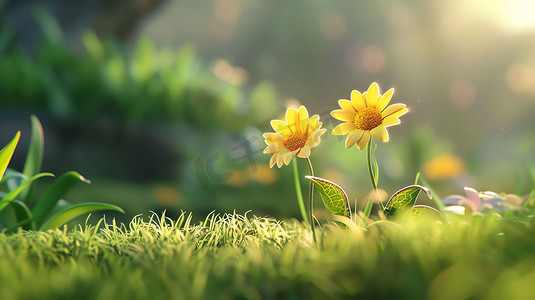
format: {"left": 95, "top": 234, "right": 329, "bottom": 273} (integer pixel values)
{"left": 0, "top": 7, "right": 281, "bottom": 131}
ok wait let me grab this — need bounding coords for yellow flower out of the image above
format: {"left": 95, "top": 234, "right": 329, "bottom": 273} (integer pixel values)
{"left": 331, "top": 82, "right": 408, "bottom": 150}
{"left": 263, "top": 106, "right": 327, "bottom": 168}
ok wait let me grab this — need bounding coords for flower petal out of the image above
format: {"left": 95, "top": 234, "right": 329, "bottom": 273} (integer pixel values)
{"left": 382, "top": 115, "right": 401, "bottom": 127}
{"left": 356, "top": 131, "right": 371, "bottom": 150}
{"left": 332, "top": 123, "right": 357, "bottom": 135}
{"left": 297, "top": 106, "right": 309, "bottom": 133}
{"left": 366, "top": 82, "right": 380, "bottom": 107}
{"left": 345, "top": 129, "right": 364, "bottom": 148}
{"left": 331, "top": 109, "right": 355, "bottom": 122}
{"left": 308, "top": 129, "right": 326, "bottom": 147}
{"left": 464, "top": 187, "right": 481, "bottom": 209}
{"left": 270, "top": 120, "right": 292, "bottom": 137}
{"left": 285, "top": 107, "right": 299, "bottom": 134}
{"left": 297, "top": 145, "right": 311, "bottom": 158}
{"left": 377, "top": 88, "right": 394, "bottom": 111}
{"left": 351, "top": 90, "right": 366, "bottom": 110}
{"left": 263, "top": 132, "right": 282, "bottom": 144}
{"left": 269, "top": 153, "right": 278, "bottom": 168}
{"left": 370, "top": 126, "right": 389, "bottom": 142}
{"left": 382, "top": 103, "right": 408, "bottom": 119}
{"left": 307, "top": 115, "right": 320, "bottom": 132}
{"left": 283, "top": 151, "right": 296, "bottom": 165}
{"left": 338, "top": 99, "right": 355, "bottom": 112}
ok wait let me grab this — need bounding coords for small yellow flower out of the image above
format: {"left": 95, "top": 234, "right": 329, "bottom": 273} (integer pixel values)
{"left": 331, "top": 82, "right": 408, "bottom": 150}
{"left": 263, "top": 106, "right": 327, "bottom": 168}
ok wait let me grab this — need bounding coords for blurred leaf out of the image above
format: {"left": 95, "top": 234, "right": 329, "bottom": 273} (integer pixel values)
{"left": 249, "top": 82, "right": 279, "bottom": 122}
{"left": 411, "top": 205, "right": 445, "bottom": 220}
{"left": 132, "top": 38, "right": 155, "bottom": 83}
{"left": 20, "top": 115, "right": 44, "bottom": 202}
{"left": 30, "top": 6, "right": 64, "bottom": 45}
{"left": 82, "top": 30, "right": 104, "bottom": 61}
{"left": 384, "top": 185, "right": 432, "bottom": 217}
{"left": 0, "top": 173, "right": 54, "bottom": 211}
{"left": 0, "top": 131, "right": 20, "bottom": 182}
{"left": 39, "top": 202, "right": 124, "bottom": 231}
{"left": 32, "top": 171, "right": 90, "bottom": 227}
{"left": 306, "top": 176, "right": 351, "bottom": 218}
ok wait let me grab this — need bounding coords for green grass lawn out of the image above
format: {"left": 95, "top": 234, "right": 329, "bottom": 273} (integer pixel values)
{"left": 1, "top": 210, "right": 535, "bottom": 300}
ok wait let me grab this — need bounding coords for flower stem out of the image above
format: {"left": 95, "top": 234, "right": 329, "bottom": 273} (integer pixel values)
{"left": 292, "top": 159, "right": 309, "bottom": 224}
{"left": 363, "top": 141, "right": 377, "bottom": 217}
{"left": 305, "top": 157, "right": 317, "bottom": 244}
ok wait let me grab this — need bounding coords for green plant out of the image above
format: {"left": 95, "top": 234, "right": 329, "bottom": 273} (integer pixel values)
{"left": 0, "top": 116, "right": 123, "bottom": 232}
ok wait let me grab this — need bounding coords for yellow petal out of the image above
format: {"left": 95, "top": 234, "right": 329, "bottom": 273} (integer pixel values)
{"left": 308, "top": 115, "right": 320, "bottom": 132}
{"left": 356, "top": 131, "right": 371, "bottom": 150}
{"left": 263, "top": 132, "right": 281, "bottom": 144}
{"left": 283, "top": 151, "right": 296, "bottom": 165}
{"left": 285, "top": 107, "right": 299, "bottom": 133}
{"left": 382, "top": 115, "right": 401, "bottom": 127}
{"left": 331, "top": 109, "right": 355, "bottom": 122}
{"left": 332, "top": 123, "right": 357, "bottom": 135}
{"left": 377, "top": 88, "right": 394, "bottom": 111}
{"left": 297, "top": 106, "right": 310, "bottom": 133}
{"left": 269, "top": 153, "right": 278, "bottom": 168}
{"left": 297, "top": 145, "right": 311, "bottom": 158}
{"left": 366, "top": 82, "right": 380, "bottom": 107}
{"left": 382, "top": 103, "right": 408, "bottom": 119}
{"left": 338, "top": 99, "right": 355, "bottom": 112}
{"left": 308, "top": 129, "right": 326, "bottom": 147}
{"left": 370, "top": 126, "right": 389, "bottom": 142}
{"left": 351, "top": 90, "right": 366, "bottom": 110}
{"left": 270, "top": 120, "right": 292, "bottom": 137}
{"left": 345, "top": 129, "right": 364, "bottom": 148}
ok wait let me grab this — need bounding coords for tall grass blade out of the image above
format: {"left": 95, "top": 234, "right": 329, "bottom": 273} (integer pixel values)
{"left": 20, "top": 115, "right": 44, "bottom": 202}
{"left": 39, "top": 202, "right": 124, "bottom": 230}
{"left": 32, "top": 171, "right": 90, "bottom": 226}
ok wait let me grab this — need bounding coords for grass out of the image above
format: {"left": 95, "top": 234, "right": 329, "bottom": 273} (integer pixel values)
{"left": 1, "top": 210, "right": 535, "bottom": 300}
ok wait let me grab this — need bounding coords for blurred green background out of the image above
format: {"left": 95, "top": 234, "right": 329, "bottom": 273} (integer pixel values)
{"left": 1, "top": 0, "right": 534, "bottom": 221}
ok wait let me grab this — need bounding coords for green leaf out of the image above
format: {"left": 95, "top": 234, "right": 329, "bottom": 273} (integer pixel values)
{"left": 39, "top": 202, "right": 124, "bottom": 231}
{"left": 32, "top": 171, "right": 91, "bottom": 227}
{"left": 411, "top": 205, "right": 446, "bottom": 220}
{"left": 0, "top": 173, "right": 54, "bottom": 211}
{"left": 384, "top": 185, "right": 432, "bottom": 218}
{"left": 305, "top": 176, "right": 351, "bottom": 218}
{"left": 9, "top": 200, "right": 35, "bottom": 231}
{"left": 0, "top": 131, "right": 20, "bottom": 182}
{"left": 20, "top": 115, "right": 44, "bottom": 202}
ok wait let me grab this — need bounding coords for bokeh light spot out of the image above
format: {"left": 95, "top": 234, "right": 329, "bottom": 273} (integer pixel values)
{"left": 450, "top": 79, "right": 476, "bottom": 108}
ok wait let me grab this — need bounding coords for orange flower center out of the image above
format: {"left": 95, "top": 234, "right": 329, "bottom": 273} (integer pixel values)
{"left": 355, "top": 107, "right": 382, "bottom": 130}
{"left": 284, "top": 132, "right": 308, "bottom": 151}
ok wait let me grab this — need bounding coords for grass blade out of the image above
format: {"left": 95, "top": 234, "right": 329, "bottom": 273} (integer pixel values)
{"left": 0, "top": 131, "right": 20, "bottom": 182}
{"left": 20, "top": 115, "right": 44, "bottom": 202}
{"left": 39, "top": 202, "right": 124, "bottom": 230}
{"left": 0, "top": 172, "right": 54, "bottom": 211}
{"left": 32, "top": 171, "right": 90, "bottom": 227}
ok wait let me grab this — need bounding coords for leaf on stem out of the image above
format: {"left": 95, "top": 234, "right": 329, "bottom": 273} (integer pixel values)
{"left": 305, "top": 176, "right": 351, "bottom": 218}
{"left": 384, "top": 185, "right": 431, "bottom": 217}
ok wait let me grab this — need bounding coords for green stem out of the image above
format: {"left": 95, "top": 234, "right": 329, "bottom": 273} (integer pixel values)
{"left": 305, "top": 157, "right": 317, "bottom": 244}
{"left": 363, "top": 141, "right": 376, "bottom": 217}
{"left": 292, "top": 159, "right": 309, "bottom": 224}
